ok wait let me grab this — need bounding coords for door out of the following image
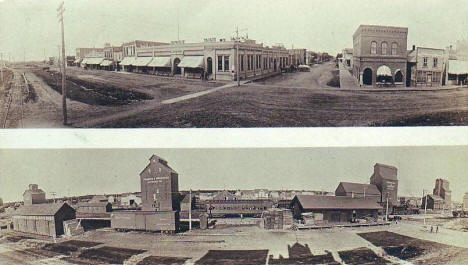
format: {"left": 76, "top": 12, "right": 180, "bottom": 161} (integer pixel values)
{"left": 427, "top": 74, "right": 432, "bottom": 84}
{"left": 207, "top": 57, "right": 213, "bottom": 74}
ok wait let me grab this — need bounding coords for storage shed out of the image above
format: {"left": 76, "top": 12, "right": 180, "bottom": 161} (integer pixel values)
{"left": 290, "top": 195, "right": 382, "bottom": 223}
{"left": 12, "top": 202, "right": 76, "bottom": 237}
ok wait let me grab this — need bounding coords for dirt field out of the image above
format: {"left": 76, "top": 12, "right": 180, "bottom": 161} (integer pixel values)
{"left": 1, "top": 221, "right": 467, "bottom": 264}
{"left": 101, "top": 83, "right": 468, "bottom": 128}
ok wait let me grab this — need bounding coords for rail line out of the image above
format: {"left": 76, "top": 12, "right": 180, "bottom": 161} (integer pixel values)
{"left": 2, "top": 71, "right": 25, "bottom": 128}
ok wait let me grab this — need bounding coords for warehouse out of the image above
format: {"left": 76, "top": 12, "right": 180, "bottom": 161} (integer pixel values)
{"left": 12, "top": 202, "right": 76, "bottom": 237}
{"left": 290, "top": 195, "right": 382, "bottom": 223}
{"left": 206, "top": 198, "right": 273, "bottom": 218}
{"left": 335, "top": 182, "right": 381, "bottom": 202}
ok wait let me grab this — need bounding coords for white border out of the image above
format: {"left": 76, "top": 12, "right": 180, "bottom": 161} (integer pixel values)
{"left": 1, "top": 127, "right": 468, "bottom": 148}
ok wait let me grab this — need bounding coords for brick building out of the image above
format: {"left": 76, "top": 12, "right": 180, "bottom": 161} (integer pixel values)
{"left": 352, "top": 25, "right": 408, "bottom": 87}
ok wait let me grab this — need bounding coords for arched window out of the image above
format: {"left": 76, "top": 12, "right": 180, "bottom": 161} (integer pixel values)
{"left": 381, "top": 42, "right": 388, "bottom": 55}
{"left": 391, "top": 43, "right": 398, "bottom": 55}
{"left": 371, "top": 41, "right": 377, "bottom": 54}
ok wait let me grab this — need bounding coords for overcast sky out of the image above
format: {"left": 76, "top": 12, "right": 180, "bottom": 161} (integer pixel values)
{"left": 1, "top": 147, "right": 467, "bottom": 203}
{"left": 0, "top": 0, "right": 467, "bottom": 61}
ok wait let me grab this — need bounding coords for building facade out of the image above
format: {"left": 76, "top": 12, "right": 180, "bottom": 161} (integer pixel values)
{"left": 288, "top": 48, "right": 307, "bottom": 66}
{"left": 422, "top": 194, "right": 444, "bottom": 211}
{"left": 407, "top": 47, "right": 445, "bottom": 86}
{"left": 140, "top": 155, "right": 179, "bottom": 212}
{"left": 370, "top": 163, "right": 399, "bottom": 207}
{"left": 463, "top": 192, "right": 468, "bottom": 211}
{"left": 23, "top": 184, "right": 46, "bottom": 206}
{"left": 75, "top": 48, "right": 104, "bottom": 59}
{"left": 342, "top": 48, "right": 353, "bottom": 68}
{"left": 352, "top": 25, "right": 408, "bottom": 86}
{"left": 433, "top": 178, "right": 451, "bottom": 209}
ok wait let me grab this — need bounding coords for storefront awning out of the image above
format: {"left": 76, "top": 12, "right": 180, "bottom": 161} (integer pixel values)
{"left": 100, "top": 60, "right": 113, "bottom": 67}
{"left": 134, "top": 57, "right": 153, "bottom": 67}
{"left": 74, "top": 58, "right": 82, "bottom": 64}
{"left": 120, "top": 57, "right": 136, "bottom": 66}
{"left": 148, "top": 57, "right": 171, "bottom": 67}
{"left": 376, "top": 65, "right": 391, "bottom": 76}
{"left": 448, "top": 60, "right": 468, "bottom": 75}
{"left": 178, "top": 56, "right": 204, "bottom": 68}
{"left": 80, "top": 58, "right": 89, "bottom": 65}
{"left": 86, "top": 58, "right": 104, "bottom": 65}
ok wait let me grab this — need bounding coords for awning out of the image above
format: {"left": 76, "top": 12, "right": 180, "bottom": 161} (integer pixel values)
{"left": 376, "top": 65, "right": 391, "bottom": 76}
{"left": 448, "top": 60, "right": 468, "bottom": 75}
{"left": 134, "top": 57, "right": 153, "bottom": 67}
{"left": 74, "top": 58, "right": 82, "bottom": 64}
{"left": 120, "top": 57, "right": 136, "bottom": 66}
{"left": 178, "top": 56, "right": 204, "bottom": 68}
{"left": 100, "top": 60, "right": 113, "bottom": 67}
{"left": 80, "top": 58, "right": 89, "bottom": 65}
{"left": 148, "top": 57, "right": 171, "bottom": 67}
{"left": 86, "top": 58, "right": 104, "bottom": 65}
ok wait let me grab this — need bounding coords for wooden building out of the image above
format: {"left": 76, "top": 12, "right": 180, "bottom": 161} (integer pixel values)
{"left": 290, "top": 195, "right": 382, "bottom": 223}
{"left": 206, "top": 198, "right": 273, "bottom": 218}
{"left": 421, "top": 194, "right": 444, "bottom": 211}
{"left": 23, "top": 184, "right": 46, "bottom": 206}
{"left": 335, "top": 182, "right": 381, "bottom": 202}
{"left": 12, "top": 202, "right": 76, "bottom": 237}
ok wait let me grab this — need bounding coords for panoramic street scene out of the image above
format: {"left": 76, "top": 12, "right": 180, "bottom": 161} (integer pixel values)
{"left": 1, "top": 147, "right": 468, "bottom": 264}
{"left": 1, "top": 0, "right": 468, "bottom": 128}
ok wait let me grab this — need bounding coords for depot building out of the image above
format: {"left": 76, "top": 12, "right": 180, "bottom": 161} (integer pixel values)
{"left": 118, "top": 38, "right": 289, "bottom": 81}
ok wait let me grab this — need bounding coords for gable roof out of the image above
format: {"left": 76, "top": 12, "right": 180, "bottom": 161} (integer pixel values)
{"left": 337, "top": 182, "right": 381, "bottom": 195}
{"left": 293, "top": 195, "right": 382, "bottom": 210}
{"left": 13, "top": 202, "right": 74, "bottom": 216}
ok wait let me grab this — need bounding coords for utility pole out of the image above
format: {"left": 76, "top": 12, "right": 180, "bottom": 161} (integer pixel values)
{"left": 423, "top": 189, "right": 428, "bottom": 225}
{"left": 57, "top": 1, "right": 68, "bottom": 125}
{"left": 57, "top": 45, "right": 61, "bottom": 73}
{"left": 189, "top": 189, "right": 192, "bottom": 230}
{"left": 386, "top": 192, "right": 389, "bottom": 221}
{"left": 236, "top": 27, "right": 240, "bottom": 87}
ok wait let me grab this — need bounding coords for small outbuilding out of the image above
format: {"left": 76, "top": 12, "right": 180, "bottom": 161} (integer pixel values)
{"left": 12, "top": 202, "right": 76, "bottom": 237}
{"left": 290, "top": 195, "right": 382, "bottom": 223}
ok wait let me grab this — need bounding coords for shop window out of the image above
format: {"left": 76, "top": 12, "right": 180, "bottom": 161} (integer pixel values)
{"left": 218, "top": 56, "right": 223, "bottom": 71}
{"left": 224, "top": 56, "right": 230, "bottom": 71}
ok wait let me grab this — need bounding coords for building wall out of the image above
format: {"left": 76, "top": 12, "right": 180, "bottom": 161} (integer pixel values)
{"left": 463, "top": 193, "right": 468, "bottom": 211}
{"left": 140, "top": 156, "right": 179, "bottom": 212}
{"left": 352, "top": 25, "right": 408, "bottom": 86}
{"left": 370, "top": 164, "right": 398, "bottom": 205}
{"left": 433, "top": 178, "right": 451, "bottom": 208}
{"left": 206, "top": 200, "right": 273, "bottom": 217}
{"left": 411, "top": 48, "right": 445, "bottom": 86}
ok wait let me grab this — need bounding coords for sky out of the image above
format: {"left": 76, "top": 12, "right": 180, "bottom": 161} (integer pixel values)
{"left": 1, "top": 147, "right": 467, "bottom": 203}
{"left": 0, "top": 0, "right": 467, "bottom": 61}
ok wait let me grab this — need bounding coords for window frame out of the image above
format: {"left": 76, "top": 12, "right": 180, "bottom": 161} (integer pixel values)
{"left": 371, "top": 41, "right": 377, "bottom": 54}
{"left": 381, "top": 42, "right": 388, "bottom": 55}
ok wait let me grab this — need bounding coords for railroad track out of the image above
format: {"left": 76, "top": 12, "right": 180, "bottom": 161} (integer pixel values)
{"left": 2, "top": 71, "right": 25, "bottom": 128}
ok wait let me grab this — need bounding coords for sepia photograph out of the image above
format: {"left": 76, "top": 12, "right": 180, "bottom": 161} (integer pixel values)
{"left": 0, "top": 147, "right": 468, "bottom": 264}
{"left": 0, "top": 0, "right": 468, "bottom": 128}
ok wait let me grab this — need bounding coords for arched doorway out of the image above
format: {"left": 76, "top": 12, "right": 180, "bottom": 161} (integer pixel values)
{"left": 363, "top": 68, "right": 372, "bottom": 85}
{"left": 394, "top": 70, "right": 403, "bottom": 83}
{"left": 376, "top": 65, "right": 393, "bottom": 84}
{"left": 207, "top": 57, "right": 213, "bottom": 74}
{"left": 173, "top": 58, "right": 181, "bottom": 75}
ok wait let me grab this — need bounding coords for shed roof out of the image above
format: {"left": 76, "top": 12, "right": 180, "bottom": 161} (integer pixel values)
{"left": 148, "top": 57, "right": 171, "bottom": 67}
{"left": 120, "top": 57, "right": 136, "bottom": 66}
{"left": 293, "top": 195, "right": 382, "bottom": 210}
{"left": 100, "top": 60, "right": 113, "bottom": 67}
{"left": 338, "top": 182, "right": 381, "bottom": 195}
{"left": 86, "top": 57, "right": 104, "bottom": 65}
{"left": 13, "top": 202, "right": 73, "bottom": 216}
{"left": 134, "top": 57, "right": 153, "bottom": 67}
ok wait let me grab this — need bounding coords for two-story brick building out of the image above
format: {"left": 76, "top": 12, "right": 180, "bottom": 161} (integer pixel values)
{"left": 352, "top": 25, "right": 408, "bottom": 87}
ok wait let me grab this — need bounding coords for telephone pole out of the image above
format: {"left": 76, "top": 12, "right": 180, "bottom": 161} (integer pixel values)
{"left": 57, "top": 1, "right": 67, "bottom": 125}
{"left": 236, "top": 27, "right": 240, "bottom": 86}
{"left": 189, "top": 189, "right": 192, "bottom": 230}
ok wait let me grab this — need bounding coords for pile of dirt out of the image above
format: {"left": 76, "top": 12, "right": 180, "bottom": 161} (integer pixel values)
{"left": 70, "top": 246, "right": 146, "bottom": 265}
{"left": 327, "top": 70, "right": 340, "bottom": 88}
{"left": 338, "top": 247, "right": 390, "bottom": 265}
{"left": 195, "top": 249, "right": 269, "bottom": 265}
{"left": 137, "top": 256, "right": 190, "bottom": 265}
{"left": 32, "top": 69, "right": 153, "bottom": 106}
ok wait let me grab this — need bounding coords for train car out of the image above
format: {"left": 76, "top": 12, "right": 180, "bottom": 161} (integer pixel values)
{"left": 111, "top": 210, "right": 179, "bottom": 233}
{"left": 206, "top": 199, "right": 274, "bottom": 218}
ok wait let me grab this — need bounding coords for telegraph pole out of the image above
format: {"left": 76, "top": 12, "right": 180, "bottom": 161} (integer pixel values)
{"left": 189, "top": 189, "right": 192, "bottom": 231}
{"left": 236, "top": 27, "right": 240, "bottom": 86}
{"left": 57, "top": 1, "right": 67, "bottom": 125}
